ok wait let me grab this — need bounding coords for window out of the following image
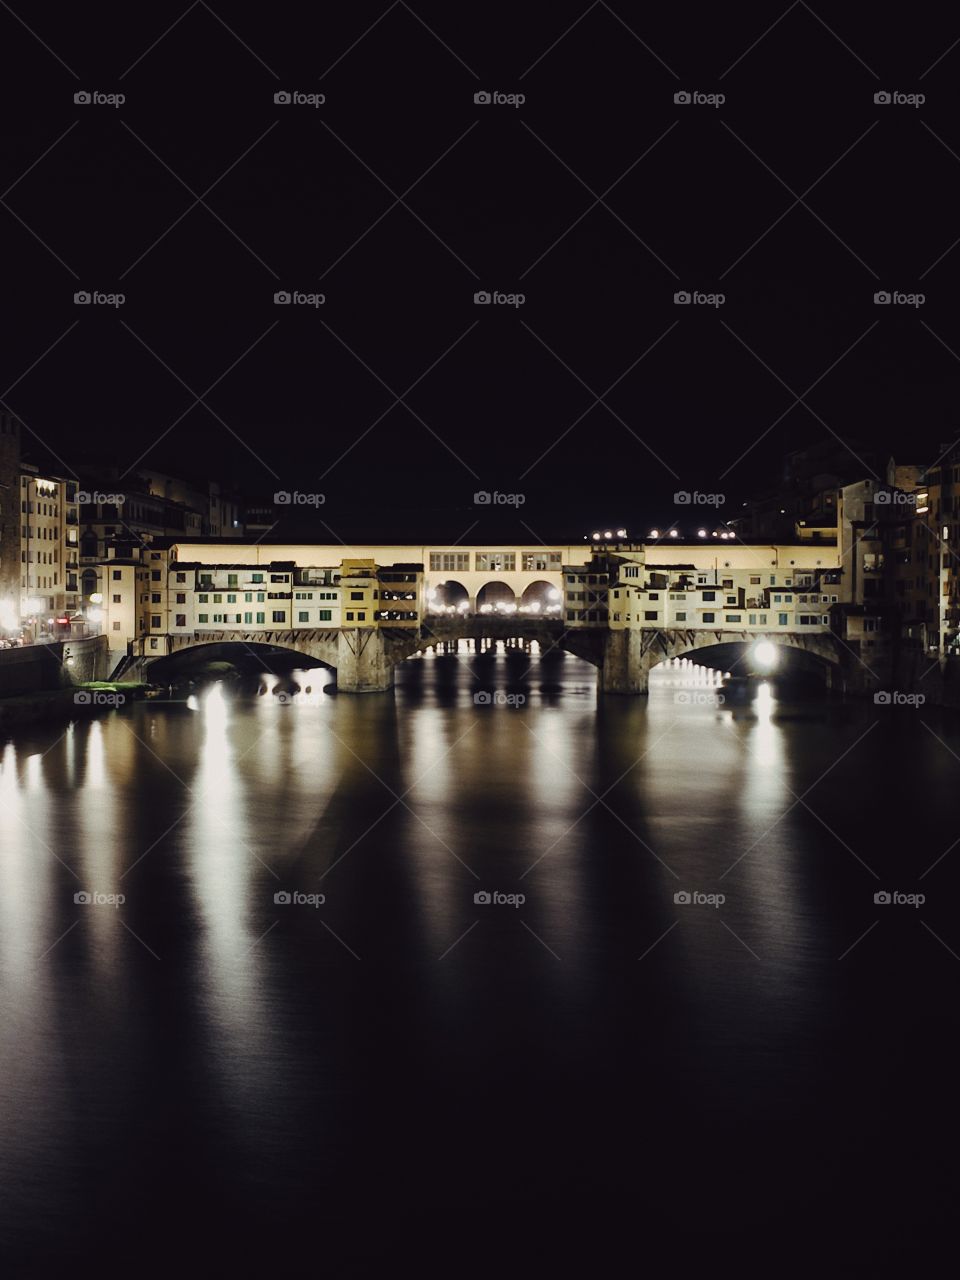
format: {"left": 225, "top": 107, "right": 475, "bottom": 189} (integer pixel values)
{"left": 346, "top": 611, "right": 354, "bottom": 621}
{"left": 228, "top": 574, "right": 238, "bottom": 588}
{"left": 213, "top": 594, "right": 222, "bottom": 604}
{"left": 227, "top": 594, "right": 236, "bottom": 603}
{"left": 749, "top": 614, "right": 757, "bottom": 625}
{"left": 676, "top": 611, "right": 687, "bottom": 621}
{"left": 244, "top": 612, "right": 252, "bottom": 624}
{"left": 270, "top": 574, "right": 287, "bottom": 583}
{"left": 175, "top": 614, "right": 186, "bottom": 627}
{"left": 357, "top": 612, "right": 366, "bottom": 621}
{"left": 726, "top": 614, "right": 742, "bottom": 623}
{"left": 112, "top": 621, "right": 121, "bottom": 631}
{"left": 778, "top": 613, "right": 788, "bottom": 626}
{"left": 750, "top": 576, "right": 760, "bottom": 585}
{"left": 475, "top": 552, "right": 516, "bottom": 572}
{"left": 252, "top": 573, "right": 264, "bottom": 583}
{"left": 644, "top": 610, "right": 658, "bottom": 620}
{"left": 112, "top": 570, "right": 121, "bottom": 580}
{"left": 298, "top": 611, "right": 309, "bottom": 622}
{"left": 198, "top": 593, "right": 208, "bottom": 604}
{"left": 151, "top": 570, "right": 161, "bottom": 581}
{"left": 702, "top": 590, "right": 715, "bottom": 601}
{"left": 198, "top": 614, "right": 208, "bottom": 623}
{"left": 318, "top": 609, "right": 332, "bottom": 621}
{"left": 112, "top": 594, "right": 121, "bottom": 604}
{"left": 151, "top": 615, "right": 161, "bottom": 628}
{"left": 350, "top": 590, "right": 364, "bottom": 600}
{"left": 429, "top": 552, "right": 470, "bottom": 572}
{"left": 272, "top": 610, "right": 285, "bottom": 623}
{"left": 256, "top": 612, "right": 265, "bottom": 624}
{"left": 150, "top": 638, "right": 158, "bottom": 650}
{"left": 151, "top": 593, "right": 161, "bottom": 603}
{"left": 176, "top": 572, "right": 186, "bottom": 583}
{"left": 213, "top": 614, "right": 224, "bottom": 624}
{"left": 648, "top": 592, "right": 659, "bottom": 600}
{"left": 703, "top": 612, "right": 715, "bottom": 623}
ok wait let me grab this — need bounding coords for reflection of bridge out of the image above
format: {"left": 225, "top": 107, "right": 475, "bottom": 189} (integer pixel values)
{"left": 141, "top": 618, "right": 849, "bottom": 694}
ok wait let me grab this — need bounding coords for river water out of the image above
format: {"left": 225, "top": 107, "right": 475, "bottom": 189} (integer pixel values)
{"left": 0, "top": 650, "right": 957, "bottom": 1273}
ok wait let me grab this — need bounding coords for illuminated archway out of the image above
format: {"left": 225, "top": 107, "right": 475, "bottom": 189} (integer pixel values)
{"left": 520, "top": 579, "right": 562, "bottom": 615}
{"left": 427, "top": 579, "right": 470, "bottom": 616}
{"left": 476, "top": 581, "right": 517, "bottom": 615}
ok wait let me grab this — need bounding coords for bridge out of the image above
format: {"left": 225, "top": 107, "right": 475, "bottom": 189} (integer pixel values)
{"left": 134, "top": 617, "right": 849, "bottom": 694}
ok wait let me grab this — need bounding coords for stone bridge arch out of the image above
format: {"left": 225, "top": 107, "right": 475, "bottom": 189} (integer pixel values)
{"left": 600, "top": 628, "right": 846, "bottom": 694}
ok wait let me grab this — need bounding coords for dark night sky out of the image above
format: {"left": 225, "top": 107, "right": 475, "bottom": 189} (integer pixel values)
{"left": 2, "top": 1, "right": 960, "bottom": 540}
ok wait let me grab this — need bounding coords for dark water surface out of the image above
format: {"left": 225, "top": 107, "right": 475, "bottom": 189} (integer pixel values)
{"left": 0, "top": 651, "right": 957, "bottom": 1274}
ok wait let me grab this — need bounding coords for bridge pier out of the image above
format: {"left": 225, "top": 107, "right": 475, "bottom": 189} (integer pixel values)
{"left": 336, "top": 628, "right": 395, "bottom": 693}
{"left": 598, "top": 629, "right": 651, "bottom": 695}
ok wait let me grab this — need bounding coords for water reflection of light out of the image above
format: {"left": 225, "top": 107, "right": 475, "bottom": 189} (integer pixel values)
{"left": 188, "top": 684, "right": 266, "bottom": 1075}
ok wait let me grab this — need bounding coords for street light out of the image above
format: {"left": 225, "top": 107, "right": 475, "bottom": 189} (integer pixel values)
{"left": 753, "top": 641, "right": 778, "bottom": 670}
